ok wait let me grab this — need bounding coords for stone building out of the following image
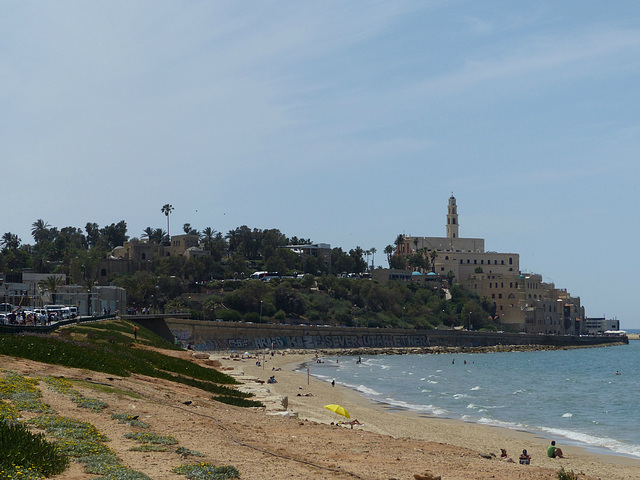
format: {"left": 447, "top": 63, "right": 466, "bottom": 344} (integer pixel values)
{"left": 395, "top": 196, "right": 583, "bottom": 333}
{"left": 98, "top": 234, "right": 209, "bottom": 283}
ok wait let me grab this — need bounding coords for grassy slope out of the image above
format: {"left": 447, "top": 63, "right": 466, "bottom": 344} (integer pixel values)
{"left": 0, "top": 320, "right": 261, "bottom": 406}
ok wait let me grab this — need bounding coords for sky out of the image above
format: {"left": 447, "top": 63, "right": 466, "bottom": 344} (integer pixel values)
{"left": 2, "top": 1, "right": 640, "bottom": 326}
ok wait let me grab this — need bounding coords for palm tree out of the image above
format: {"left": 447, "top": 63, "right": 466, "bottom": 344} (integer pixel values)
{"left": 161, "top": 204, "right": 174, "bottom": 239}
{"left": 384, "top": 245, "right": 394, "bottom": 266}
{"left": 1, "top": 232, "right": 21, "bottom": 252}
{"left": 183, "top": 223, "right": 199, "bottom": 236}
{"left": 38, "top": 275, "right": 64, "bottom": 304}
{"left": 31, "top": 219, "right": 50, "bottom": 243}
{"left": 370, "top": 247, "right": 376, "bottom": 270}
{"left": 430, "top": 250, "right": 438, "bottom": 273}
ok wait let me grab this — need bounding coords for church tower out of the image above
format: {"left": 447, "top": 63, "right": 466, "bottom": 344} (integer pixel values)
{"left": 446, "top": 195, "right": 459, "bottom": 239}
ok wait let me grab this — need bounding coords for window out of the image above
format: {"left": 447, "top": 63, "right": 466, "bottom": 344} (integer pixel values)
{"left": 141, "top": 253, "right": 146, "bottom": 260}
{"left": 509, "top": 257, "right": 513, "bottom": 265}
{"left": 498, "top": 294, "right": 502, "bottom": 299}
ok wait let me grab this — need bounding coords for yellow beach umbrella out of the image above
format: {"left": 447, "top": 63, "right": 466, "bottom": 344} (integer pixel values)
{"left": 324, "top": 404, "right": 350, "bottom": 419}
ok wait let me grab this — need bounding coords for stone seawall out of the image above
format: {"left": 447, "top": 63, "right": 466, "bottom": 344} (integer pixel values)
{"left": 148, "top": 318, "right": 626, "bottom": 351}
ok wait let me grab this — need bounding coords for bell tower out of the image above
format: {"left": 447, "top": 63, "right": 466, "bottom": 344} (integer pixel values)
{"left": 446, "top": 195, "right": 459, "bottom": 239}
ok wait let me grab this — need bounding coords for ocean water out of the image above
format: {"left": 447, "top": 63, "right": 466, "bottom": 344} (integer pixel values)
{"left": 304, "top": 340, "right": 640, "bottom": 459}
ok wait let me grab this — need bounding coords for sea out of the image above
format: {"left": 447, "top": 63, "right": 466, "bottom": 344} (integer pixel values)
{"left": 303, "top": 331, "right": 640, "bottom": 460}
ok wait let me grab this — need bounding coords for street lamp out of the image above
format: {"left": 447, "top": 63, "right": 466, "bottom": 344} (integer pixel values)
{"left": 260, "top": 300, "right": 263, "bottom": 323}
{"left": 468, "top": 311, "right": 472, "bottom": 331}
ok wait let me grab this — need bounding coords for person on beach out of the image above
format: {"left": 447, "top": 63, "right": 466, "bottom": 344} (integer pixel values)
{"left": 519, "top": 449, "right": 531, "bottom": 465}
{"left": 500, "top": 448, "right": 508, "bottom": 458}
{"left": 547, "top": 441, "right": 564, "bottom": 458}
{"left": 331, "top": 380, "right": 335, "bottom": 387}
{"left": 346, "top": 419, "right": 362, "bottom": 429}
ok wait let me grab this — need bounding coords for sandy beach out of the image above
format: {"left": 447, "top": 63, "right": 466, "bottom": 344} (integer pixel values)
{"left": 213, "top": 349, "right": 640, "bottom": 480}
{"left": 4, "top": 346, "right": 640, "bottom": 480}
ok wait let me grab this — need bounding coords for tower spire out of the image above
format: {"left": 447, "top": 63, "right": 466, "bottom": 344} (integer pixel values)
{"left": 446, "top": 195, "right": 459, "bottom": 239}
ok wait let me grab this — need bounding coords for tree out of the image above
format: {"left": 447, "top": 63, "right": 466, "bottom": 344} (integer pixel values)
{"left": 384, "top": 245, "right": 394, "bottom": 266}
{"left": 38, "top": 275, "right": 64, "bottom": 304}
{"left": 183, "top": 223, "right": 199, "bottom": 236}
{"left": 100, "top": 221, "right": 128, "bottom": 250}
{"left": 1, "top": 233, "right": 21, "bottom": 252}
{"left": 85, "top": 223, "right": 101, "bottom": 248}
{"left": 161, "top": 204, "right": 174, "bottom": 238}
{"left": 31, "top": 219, "right": 51, "bottom": 244}
{"left": 201, "top": 227, "right": 217, "bottom": 245}
{"left": 143, "top": 227, "right": 166, "bottom": 244}
{"left": 370, "top": 247, "right": 377, "bottom": 270}
{"left": 349, "top": 246, "right": 367, "bottom": 274}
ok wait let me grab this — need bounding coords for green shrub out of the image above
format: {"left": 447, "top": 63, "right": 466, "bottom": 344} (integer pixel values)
{"left": 215, "top": 310, "right": 242, "bottom": 322}
{"left": 172, "top": 462, "right": 240, "bottom": 480}
{"left": 0, "top": 420, "right": 69, "bottom": 477}
{"left": 557, "top": 467, "right": 580, "bottom": 480}
{"left": 213, "top": 396, "right": 263, "bottom": 408}
{"left": 243, "top": 312, "right": 260, "bottom": 323}
{"left": 176, "top": 446, "right": 204, "bottom": 457}
{"left": 124, "top": 431, "right": 178, "bottom": 445}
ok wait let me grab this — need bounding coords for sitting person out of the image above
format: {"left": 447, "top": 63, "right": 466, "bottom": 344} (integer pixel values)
{"left": 547, "top": 441, "right": 564, "bottom": 458}
{"left": 519, "top": 449, "right": 531, "bottom": 465}
{"left": 500, "top": 448, "right": 508, "bottom": 458}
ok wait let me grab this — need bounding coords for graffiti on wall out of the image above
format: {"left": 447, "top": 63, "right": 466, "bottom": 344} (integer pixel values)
{"left": 183, "top": 333, "right": 432, "bottom": 351}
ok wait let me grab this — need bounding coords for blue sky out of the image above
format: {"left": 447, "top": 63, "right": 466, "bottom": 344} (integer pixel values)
{"left": 2, "top": 2, "right": 640, "bottom": 326}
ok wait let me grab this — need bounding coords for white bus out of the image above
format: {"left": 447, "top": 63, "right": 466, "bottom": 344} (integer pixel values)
{"left": 45, "top": 305, "right": 71, "bottom": 319}
{"left": 0, "top": 303, "right": 14, "bottom": 313}
{"left": 249, "top": 271, "right": 281, "bottom": 281}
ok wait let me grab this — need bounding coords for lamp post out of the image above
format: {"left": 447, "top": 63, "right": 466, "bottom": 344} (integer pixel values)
{"left": 468, "top": 311, "right": 472, "bottom": 331}
{"left": 260, "top": 300, "right": 263, "bottom": 323}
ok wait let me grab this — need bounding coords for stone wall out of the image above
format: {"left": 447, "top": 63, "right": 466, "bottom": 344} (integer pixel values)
{"left": 156, "top": 319, "right": 626, "bottom": 351}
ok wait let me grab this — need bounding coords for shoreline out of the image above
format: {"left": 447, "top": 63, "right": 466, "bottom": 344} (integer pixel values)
{"left": 211, "top": 349, "right": 640, "bottom": 480}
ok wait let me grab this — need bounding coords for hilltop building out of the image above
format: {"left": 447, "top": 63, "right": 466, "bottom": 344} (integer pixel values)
{"left": 394, "top": 196, "right": 584, "bottom": 334}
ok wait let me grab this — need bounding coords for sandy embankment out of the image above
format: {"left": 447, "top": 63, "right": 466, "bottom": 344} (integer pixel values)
{"left": 213, "top": 350, "right": 640, "bottom": 480}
